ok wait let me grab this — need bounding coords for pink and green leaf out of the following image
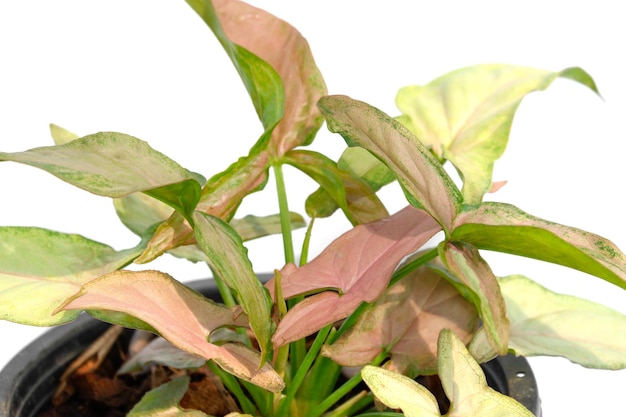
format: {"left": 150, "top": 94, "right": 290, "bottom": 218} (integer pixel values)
{"left": 58, "top": 269, "right": 284, "bottom": 392}
{"left": 305, "top": 147, "right": 396, "bottom": 221}
{"left": 284, "top": 149, "right": 388, "bottom": 225}
{"left": 0, "top": 227, "right": 144, "bottom": 325}
{"left": 192, "top": 211, "right": 274, "bottom": 361}
{"left": 452, "top": 202, "right": 626, "bottom": 290}
{"left": 322, "top": 265, "right": 478, "bottom": 375}
{"left": 318, "top": 95, "right": 462, "bottom": 233}
{"left": 267, "top": 205, "right": 442, "bottom": 347}
{"left": 440, "top": 241, "right": 510, "bottom": 355}
{"left": 186, "top": 0, "right": 326, "bottom": 153}
{"left": 396, "top": 64, "right": 599, "bottom": 205}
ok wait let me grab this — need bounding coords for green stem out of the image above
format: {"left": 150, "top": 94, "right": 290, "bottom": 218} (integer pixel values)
{"left": 299, "top": 216, "right": 315, "bottom": 267}
{"left": 307, "top": 352, "right": 387, "bottom": 417}
{"left": 275, "top": 324, "right": 334, "bottom": 417}
{"left": 389, "top": 247, "right": 438, "bottom": 287}
{"left": 324, "top": 391, "right": 372, "bottom": 417}
{"left": 273, "top": 162, "right": 295, "bottom": 265}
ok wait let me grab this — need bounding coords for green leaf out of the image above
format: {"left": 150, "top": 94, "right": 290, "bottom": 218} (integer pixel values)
{"left": 452, "top": 202, "right": 626, "bottom": 290}
{"left": 0, "top": 227, "right": 143, "bottom": 325}
{"left": 323, "top": 265, "right": 478, "bottom": 375}
{"left": 58, "top": 269, "right": 284, "bottom": 392}
{"left": 285, "top": 149, "right": 388, "bottom": 225}
{"left": 438, "top": 329, "right": 534, "bottom": 417}
{"left": 230, "top": 212, "right": 306, "bottom": 241}
{"left": 192, "top": 211, "right": 274, "bottom": 362}
{"left": 396, "top": 64, "right": 600, "bottom": 204}
{"left": 144, "top": 179, "right": 202, "bottom": 223}
{"left": 49, "top": 123, "right": 79, "bottom": 145}
{"left": 361, "top": 366, "right": 440, "bottom": 417}
{"left": 471, "top": 275, "right": 626, "bottom": 369}
{"left": 0, "top": 132, "right": 203, "bottom": 200}
{"left": 318, "top": 95, "right": 462, "bottom": 233}
{"left": 127, "top": 376, "right": 209, "bottom": 417}
{"left": 440, "top": 242, "right": 510, "bottom": 355}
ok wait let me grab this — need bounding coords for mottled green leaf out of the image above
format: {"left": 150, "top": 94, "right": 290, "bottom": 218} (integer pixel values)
{"left": 0, "top": 132, "right": 202, "bottom": 199}
{"left": 0, "top": 227, "right": 143, "bottom": 325}
{"left": 453, "top": 202, "right": 626, "bottom": 290}
{"left": 471, "top": 275, "right": 626, "bottom": 369}
{"left": 318, "top": 95, "right": 462, "bottom": 232}
{"left": 396, "top": 64, "right": 599, "bottom": 204}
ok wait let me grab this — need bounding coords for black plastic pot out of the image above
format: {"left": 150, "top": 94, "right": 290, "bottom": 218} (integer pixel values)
{"left": 0, "top": 278, "right": 541, "bottom": 416}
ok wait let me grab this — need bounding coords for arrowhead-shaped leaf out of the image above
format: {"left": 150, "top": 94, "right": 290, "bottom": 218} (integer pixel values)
{"left": 452, "top": 202, "right": 626, "bottom": 290}
{"left": 471, "top": 275, "right": 626, "bottom": 369}
{"left": 396, "top": 64, "right": 599, "bottom": 204}
{"left": 58, "top": 270, "right": 284, "bottom": 392}
{"left": 268, "top": 205, "right": 442, "bottom": 347}
{"left": 318, "top": 95, "right": 462, "bottom": 232}
{"left": 127, "top": 376, "right": 209, "bottom": 417}
{"left": 323, "top": 265, "right": 478, "bottom": 375}
{"left": 0, "top": 132, "right": 202, "bottom": 199}
{"left": 361, "top": 366, "right": 441, "bottom": 417}
{"left": 193, "top": 211, "right": 274, "bottom": 361}
{"left": 438, "top": 329, "right": 534, "bottom": 417}
{"left": 0, "top": 227, "right": 143, "bottom": 325}
{"left": 440, "top": 242, "right": 510, "bottom": 355}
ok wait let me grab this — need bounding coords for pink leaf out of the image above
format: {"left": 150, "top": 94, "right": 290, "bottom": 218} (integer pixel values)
{"left": 59, "top": 270, "right": 284, "bottom": 392}
{"left": 267, "top": 205, "right": 442, "bottom": 347}
{"left": 213, "top": 0, "right": 327, "bottom": 155}
{"left": 323, "top": 265, "right": 478, "bottom": 375}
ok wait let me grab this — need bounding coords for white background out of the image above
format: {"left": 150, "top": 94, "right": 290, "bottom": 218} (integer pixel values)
{"left": 1, "top": 1, "right": 625, "bottom": 415}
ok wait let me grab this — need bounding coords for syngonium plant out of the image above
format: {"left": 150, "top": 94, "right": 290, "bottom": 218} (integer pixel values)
{"left": 1, "top": 1, "right": 626, "bottom": 416}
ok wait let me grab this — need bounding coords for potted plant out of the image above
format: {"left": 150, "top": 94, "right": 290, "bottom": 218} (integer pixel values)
{"left": 1, "top": 1, "right": 625, "bottom": 416}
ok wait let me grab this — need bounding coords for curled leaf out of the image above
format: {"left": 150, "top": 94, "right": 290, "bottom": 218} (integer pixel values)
{"left": 471, "top": 275, "right": 626, "bottom": 369}
{"left": 318, "top": 95, "right": 461, "bottom": 232}
{"left": 396, "top": 64, "right": 600, "bottom": 204}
